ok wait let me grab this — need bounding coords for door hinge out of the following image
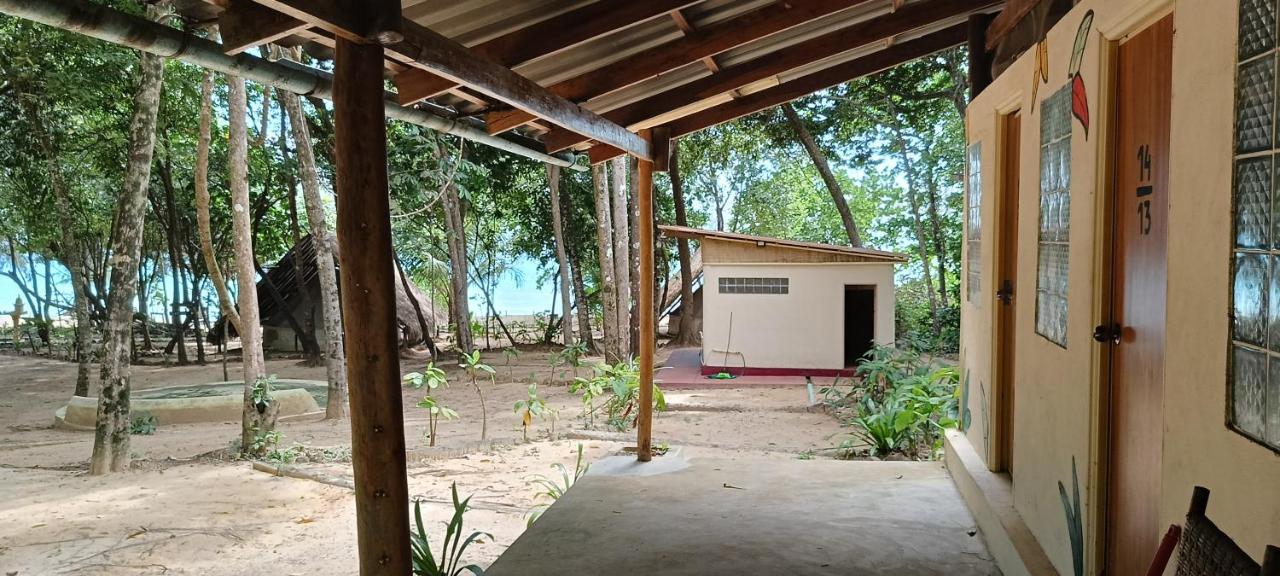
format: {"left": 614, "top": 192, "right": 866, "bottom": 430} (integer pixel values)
{"left": 1093, "top": 323, "right": 1122, "bottom": 345}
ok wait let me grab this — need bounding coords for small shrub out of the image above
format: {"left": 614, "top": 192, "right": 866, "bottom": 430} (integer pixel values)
{"left": 130, "top": 413, "right": 158, "bottom": 435}
{"left": 405, "top": 363, "right": 457, "bottom": 447}
{"left": 512, "top": 384, "right": 547, "bottom": 442}
{"left": 525, "top": 444, "right": 589, "bottom": 525}
{"left": 837, "top": 343, "right": 959, "bottom": 460}
{"left": 411, "top": 483, "right": 492, "bottom": 576}
{"left": 459, "top": 351, "right": 494, "bottom": 441}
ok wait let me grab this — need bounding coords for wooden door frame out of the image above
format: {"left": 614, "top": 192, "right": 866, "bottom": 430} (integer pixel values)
{"left": 992, "top": 108, "right": 1021, "bottom": 474}
{"left": 1089, "top": 5, "right": 1174, "bottom": 575}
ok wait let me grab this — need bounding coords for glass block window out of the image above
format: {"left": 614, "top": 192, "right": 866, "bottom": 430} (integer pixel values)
{"left": 1229, "top": 0, "right": 1280, "bottom": 451}
{"left": 1035, "top": 87, "right": 1072, "bottom": 347}
{"left": 966, "top": 142, "right": 983, "bottom": 303}
{"left": 717, "top": 277, "right": 789, "bottom": 295}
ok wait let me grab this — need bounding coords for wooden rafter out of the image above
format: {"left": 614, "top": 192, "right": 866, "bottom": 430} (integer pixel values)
{"left": 218, "top": 0, "right": 309, "bottom": 55}
{"left": 244, "top": 0, "right": 649, "bottom": 160}
{"left": 393, "top": 0, "right": 704, "bottom": 105}
{"left": 543, "top": 0, "right": 993, "bottom": 153}
{"left": 586, "top": 24, "right": 968, "bottom": 164}
{"left": 985, "top": 0, "right": 1038, "bottom": 50}
{"left": 483, "top": 0, "right": 872, "bottom": 135}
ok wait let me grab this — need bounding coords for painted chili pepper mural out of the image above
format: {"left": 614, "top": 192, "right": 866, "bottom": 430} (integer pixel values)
{"left": 1068, "top": 10, "right": 1095, "bottom": 138}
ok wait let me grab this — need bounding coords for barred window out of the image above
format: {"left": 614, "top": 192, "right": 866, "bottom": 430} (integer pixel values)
{"left": 966, "top": 142, "right": 983, "bottom": 303}
{"left": 717, "top": 277, "right": 789, "bottom": 295}
{"left": 1035, "top": 87, "right": 1072, "bottom": 347}
{"left": 1228, "top": 0, "right": 1280, "bottom": 451}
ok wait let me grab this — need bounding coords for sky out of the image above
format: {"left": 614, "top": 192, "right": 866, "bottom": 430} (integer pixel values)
{"left": 1, "top": 254, "right": 555, "bottom": 321}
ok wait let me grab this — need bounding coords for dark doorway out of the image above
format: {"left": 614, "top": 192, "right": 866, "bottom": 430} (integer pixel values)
{"left": 844, "top": 285, "right": 876, "bottom": 367}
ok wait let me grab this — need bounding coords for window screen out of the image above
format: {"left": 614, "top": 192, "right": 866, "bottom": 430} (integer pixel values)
{"left": 717, "top": 277, "right": 789, "bottom": 295}
{"left": 967, "top": 142, "right": 983, "bottom": 303}
{"left": 1228, "top": 0, "right": 1280, "bottom": 451}
{"left": 1035, "top": 87, "right": 1072, "bottom": 347}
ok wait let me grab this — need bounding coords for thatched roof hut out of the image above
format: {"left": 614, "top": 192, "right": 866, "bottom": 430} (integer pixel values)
{"left": 209, "top": 235, "right": 443, "bottom": 353}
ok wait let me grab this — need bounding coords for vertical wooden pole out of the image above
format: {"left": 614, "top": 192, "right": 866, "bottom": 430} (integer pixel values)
{"left": 635, "top": 133, "right": 656, "bottom": 462}
{"left": 334, "top": 37, "right": 410, "bottom": 575}
{"left": 967, "top": 13, "right": 994, "bottom": 102}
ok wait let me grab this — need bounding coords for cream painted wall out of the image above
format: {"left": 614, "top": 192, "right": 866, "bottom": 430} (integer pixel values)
{"left": 700, "top": 263, "right": 895, "bottom": 371}
{"left": 963, "top": 0, "right": 1280, "bottom": 574}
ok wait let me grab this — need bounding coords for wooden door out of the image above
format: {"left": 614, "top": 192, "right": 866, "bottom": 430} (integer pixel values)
{"left": 996, "top": 110, "right": 1021, "bottom": 473}
{"left": 1106, "top": 14, "right": 1172, "bottom": 576}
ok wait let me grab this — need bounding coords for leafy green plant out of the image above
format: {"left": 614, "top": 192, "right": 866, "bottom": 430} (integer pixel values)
{"left": 411, "top": 483, "right": 492, "bottom": 576}
{"left": 568, "top": 372, "right": 606, "bottom": 429}
{"left": 513, "top": 384, "right": 547, "bottom": 442}
{"left": 249, "top": 430, "right": 283, "bottom": 456}
{"left": 559, "top": 341, "right": 589, "bottom": 380}
{"left": 1058, "top": 457, "right": 1084, "bottom": 576}
{"left": 848, "top": 397, "right": 919, "bottom": 458}
{"left": 405, "top": 362, "right": 456, "bottom": 447}
{"left": 251, "top": 374, "right": 278, "bottom": 414}
{"left": 501, "top": 347, "right": 520, "bottom": 380}
{"left": 130, "top": 412, "right": 157, "bottom": 435}
{"left": 599, "top": 359, "right": 666, "bottom": 432}
{"left": 525, "top": 444, "right": 589, "bottom": 526}
{"left": 459, "top": 351, "right": 495, "bottom": 441}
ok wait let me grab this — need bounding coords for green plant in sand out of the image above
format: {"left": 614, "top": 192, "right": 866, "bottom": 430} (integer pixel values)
{"left": 411, "top": 482, "right": 492, "bottom": 576}
{"left": 513, "top": 383, "right": 547, "bottom": 442}
{"left": 525, "top": 444, "right": 589, "bottom": 526}
{"left": 459, "top": 351, "right": 495, "bottom": 441}
{"left": 405, "top": 362, "right": 457, "bottom": 447}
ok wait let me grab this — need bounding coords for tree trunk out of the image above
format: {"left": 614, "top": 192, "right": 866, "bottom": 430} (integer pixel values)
{"left": 668, "top": 140, "right": 700, "bottom": 346}
{"left": 627, "top": 158, "right": 641, "bottom": 357}
{"left": 137, "top": 260, "right": 153, "bottom": 352}
{"left": 280, "top": 85, "right": 347, "bottom": 419}
{"left": 609, "top": 158, "right": 631, "bottom": 359}
{"left": 90, "top": 28, "right": 165, "bottom": 474}
{"left": 230, "top": 75, "right": 273, "bottom": 454}
{"left": 886, "top": 109, "right": 941, "bottom": 338}
{"left": 547, "top": 165, "right": 575, "bottom": 347}
{"left": 569, "top": 245, "right": 594, "bottom": 352}
{"left": 22, "top": 98, "right": 93, "bottom": 396}
{"left": 194, "top": 70, "right": 242, "bottom": 334}
{"left": 781, "top": 103, "right": 863, "bottom": 247}
{"left": 924, "top": 161, "right": 950, "bottom": 309}
{"left": 159, "top": 154, "right": 188, "bottom": 364}
{"left": 591, "top": 165, "right": 619, "bottom": 362}
{"left": 442, "top": 178, "right": 473, "bottom": 355}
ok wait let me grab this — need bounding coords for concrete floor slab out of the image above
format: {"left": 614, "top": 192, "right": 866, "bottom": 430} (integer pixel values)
{"left": 485, "top": 451, "right": 1000, "bottom": 575}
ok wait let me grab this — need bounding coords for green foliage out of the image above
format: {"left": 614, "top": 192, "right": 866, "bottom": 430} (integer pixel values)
{"left": 1058, "top": 457, "right": 1085, "bottom": 576}
{"left": 130, "top": 412, "right": 158, "bottom": 435}
{"left": 406, "top": 362, "right": 456, "bottom": 447}
{"left": 251, "top": 374, "right": 278, "bottom": 412}
{"left": 525, "top": 444, "right": 589, "bottom": 526}
{"left": 569, "top": 359, "right": 666, "bottom": 431}
{"left": 833, "top": 344, "right": 958, "bottom": 459}
{"left": 249, "top": 430, "right": 282, "bottom": 456}
{"left": 459, "top": 351, "right": 494, "bottom": 440}
{"left": 501, "top": 347, "right": 520, "bottom": 380}
{"left": 410, "top": 483, "right": 492, "bottom": 576}
{"left": 512, "top": 384, "right": 547, "bottom": 441}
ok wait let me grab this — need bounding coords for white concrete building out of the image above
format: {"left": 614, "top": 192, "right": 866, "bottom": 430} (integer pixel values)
{"left": 660, "top": 226, "right": 904, "bottom": 376}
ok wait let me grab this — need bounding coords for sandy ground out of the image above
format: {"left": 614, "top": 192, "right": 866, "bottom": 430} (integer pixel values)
{"left": 0, "top": 346, "right": 852, "bottom": 575}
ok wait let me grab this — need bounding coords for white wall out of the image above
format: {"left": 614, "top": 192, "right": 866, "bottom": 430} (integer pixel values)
{"left": 701, "top": 263, "right": 895, "bottom": 371}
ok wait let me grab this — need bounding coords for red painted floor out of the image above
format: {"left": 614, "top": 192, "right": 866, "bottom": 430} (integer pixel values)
{"left": 657, "top": 348, "right": 843, "bottom": 390}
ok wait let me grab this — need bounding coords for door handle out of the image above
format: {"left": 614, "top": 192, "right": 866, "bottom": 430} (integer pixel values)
{"left": 996, "top": 280, "right": 1014, "bottom": 305}
{"left": 1093, "top": 323, "right": 1122, "bottom": 345}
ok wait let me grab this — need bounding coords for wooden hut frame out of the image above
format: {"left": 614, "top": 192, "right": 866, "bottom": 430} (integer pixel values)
{"left": 0, "top": 0, "right": 1009, "bottom": 572}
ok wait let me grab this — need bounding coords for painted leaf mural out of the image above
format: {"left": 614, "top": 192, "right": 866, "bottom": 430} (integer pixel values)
{"left": 1071, "top": 74, "right": 1089, "bottom": 137}
{"left": 1058, "top": 457, "right": 1085, "bottom": 576}
{"left": 1068, "top": 10, "right": 1094, "bottom": 138}
{"left": 1031, "top": 40, "right": 1049, "bottom": 112}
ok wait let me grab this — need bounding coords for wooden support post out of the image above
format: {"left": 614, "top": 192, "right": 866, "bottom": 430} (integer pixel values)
{"left": 968, "top": 12, "right": 994, "bottom": 101}
{"left": 636, "top": 132, "right": 656, "bottom": 462}
{"left": 333, "top": 37, "right": 410, "bottom": 575}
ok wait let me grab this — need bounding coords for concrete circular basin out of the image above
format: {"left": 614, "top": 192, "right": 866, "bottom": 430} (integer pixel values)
{"left": 55, "top": 379, "right": 327, "bottom": 430}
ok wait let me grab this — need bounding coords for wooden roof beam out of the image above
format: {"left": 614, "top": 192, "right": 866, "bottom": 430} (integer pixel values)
{"left": 392, "top": 0, "right": 705, "bottom": 105}
{"left": 247, "top": 0, "right": 649, "bottom": 159}
{"left": 484, "top": 0, "right": 873, "bottom": 135}
{"left": 985, "top": 0, "right": 1038, "bottom": 50}
{"left": 586, "top": 24, "right": 968, "bottom": 164}
{"left": 543, "top": 0, "right": 994, "bottom": 153}
{"left": 218, "top": 0, "right": 309, "bottom": 55}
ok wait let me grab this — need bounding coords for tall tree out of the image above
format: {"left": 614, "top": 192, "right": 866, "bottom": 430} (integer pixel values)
{"left": 280, "top": 85, "right": 348, "bottom": 419}
{"left": 547, "top": 164, "right": 574, "bottom": 346}
{"left": 440, "top": 149, "right": 473, "bottom": 355}
{"left": 780, "top": 102, "right": 862, "bottom": 247}
{"left": 21, "top": 98, "right": 93, "bottom": 396}
{"left": 609, "top": 158, "right": 631, "bottom": 359}
{"left": 591, "top": 164, "right": 619, "bottom": 361}
{"left": 90, "top": 17, "right": 166, "bottom": 474}
{"left": 668, "top": 140, "right": 700, "bottom": 346}
{"left": 229, "top": 75, "right": 273, "bottom": 454}
{"left": 194, "top": 70, "right": 241, "bottom": 334}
